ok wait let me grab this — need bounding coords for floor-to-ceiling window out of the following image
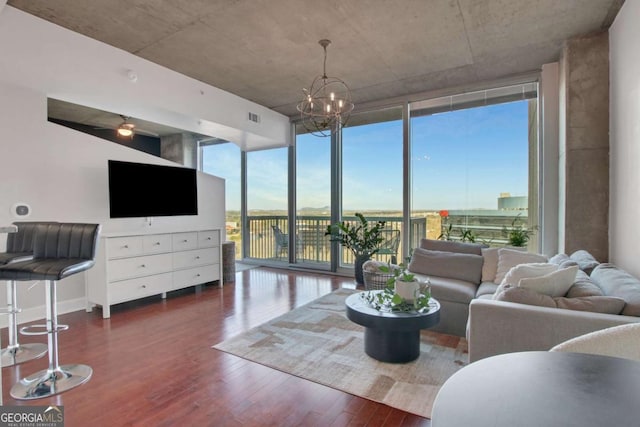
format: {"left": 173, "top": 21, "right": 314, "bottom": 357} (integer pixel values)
{"left": 200, "top": 140, "right": 242, "bottom": 258}
{"left": 296, "top": 126, "right": 332, "bottom": 267}
{"left": 341, "top": 107, "right": 404, "bottom": 266}
{"left": 246, "top": 147, "right": 289, "bottom": 261}
{"left": 202, "top": 80, "right": 541, "bottom": 272}
{"left": 410, "top": 83, "right": 539, "bottom": 251}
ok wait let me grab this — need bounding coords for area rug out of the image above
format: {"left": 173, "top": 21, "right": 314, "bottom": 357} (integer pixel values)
{"left": 213, "top": 288, "right": 468, "bottom": 418}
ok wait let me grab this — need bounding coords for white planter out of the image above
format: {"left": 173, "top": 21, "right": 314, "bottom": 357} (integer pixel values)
{"left": 395, "top": 279, "right": 420, "bottom": 303}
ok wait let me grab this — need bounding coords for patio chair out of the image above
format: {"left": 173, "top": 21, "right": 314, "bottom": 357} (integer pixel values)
{"left": 377, "top": 229, "right": 401, "bottom": 264}
{"left": 272, "top": 225, "right": 289, "bottom": 258}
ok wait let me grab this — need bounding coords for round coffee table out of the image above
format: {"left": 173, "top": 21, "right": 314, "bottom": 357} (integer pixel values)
{"left": 345, "top": 291, "right": 440, "bottom": 363}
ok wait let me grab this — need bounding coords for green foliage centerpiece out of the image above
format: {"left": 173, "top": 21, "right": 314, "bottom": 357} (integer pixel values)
{"left": 325, "top": 213, "right": 386, "bottom": 284}
{"left": 361, "top": 262, "right": 431, "bottom": 313}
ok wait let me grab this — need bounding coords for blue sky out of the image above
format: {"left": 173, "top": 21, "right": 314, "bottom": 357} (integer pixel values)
{"left": 202, "top": 100, "right": 530, "bottom": 212}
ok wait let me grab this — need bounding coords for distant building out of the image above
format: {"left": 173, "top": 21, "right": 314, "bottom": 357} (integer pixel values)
{"left": 498, "top": 192, "right": 527, "bottom": 211}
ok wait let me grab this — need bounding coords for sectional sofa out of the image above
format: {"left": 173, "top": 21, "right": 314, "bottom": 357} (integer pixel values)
{"left": 406, "top": 239, "right": 640, "bottom": 362}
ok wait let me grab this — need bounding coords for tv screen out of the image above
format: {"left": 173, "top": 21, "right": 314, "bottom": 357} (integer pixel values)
{"left": 108, "top": 160, "right": 198, "bottom": 218}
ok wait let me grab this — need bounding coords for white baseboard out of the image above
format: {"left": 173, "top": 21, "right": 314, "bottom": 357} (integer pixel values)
{"left": 0, "top": 298, "right": 87, "bottom": 329}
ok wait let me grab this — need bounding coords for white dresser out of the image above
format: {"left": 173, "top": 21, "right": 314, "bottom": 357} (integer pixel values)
{"left": 87, "top": 229, "right": 222, "bottom": 318}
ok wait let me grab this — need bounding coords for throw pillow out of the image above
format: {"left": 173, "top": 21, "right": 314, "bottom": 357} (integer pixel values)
{"left": 494, "top": 248, "right": 548, "bottom": 284}
{"left": 565, "top": 270, "right": 605, "bottom": 298}
{"left": 408, "top": 248, "right": 483, "bottom": 284}
{"left": 591, "top": 264, "right": 640, "bottom": 316}
{"left": 569, "top": 250, "right": 600, "bottom": 275}
{"left": 494, "top": 285, "right": 555, "bottom": 307}
{"left": 496, "top": 286, "right": 626, "bottom": 315}
{"left": 494, "top": 263, "right": 558, "bottom": 298}
{"left": 481, "top": 247, "right": 499, "bottom": 282}
{"left": 548, "top": 253, "right": 569, "bottom": 265}
{"left": 419, "top": 238, "right": 484, "bottom": 255}
{"left": 518, "top": 265, "right": 579, "bottom": 297}
{"left": 501, "top": 263, "right": 559, "bottom": 287}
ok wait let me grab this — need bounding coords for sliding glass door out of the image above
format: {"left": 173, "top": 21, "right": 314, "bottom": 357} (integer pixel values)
{"left": 295, "top": 127, "right": 332, "bottom": 268}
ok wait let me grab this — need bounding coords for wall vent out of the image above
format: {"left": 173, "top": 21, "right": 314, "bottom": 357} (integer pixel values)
{"left": 248, "top": 112, "right": 260, "bottom": 123}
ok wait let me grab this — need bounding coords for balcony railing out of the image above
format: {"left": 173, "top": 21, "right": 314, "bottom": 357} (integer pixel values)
{"left": 244, "top": 211, "right": 532, "bottom": 265}
{"left": 246, "top": 215, "right": 426, "bottom": 265}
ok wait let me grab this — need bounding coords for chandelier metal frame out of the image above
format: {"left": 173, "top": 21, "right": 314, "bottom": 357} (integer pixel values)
{"left": 297, "top": 39, "right": 354, "bottom": 137}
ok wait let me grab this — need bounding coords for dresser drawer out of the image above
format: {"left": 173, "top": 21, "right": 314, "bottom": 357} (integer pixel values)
{"left": 107, "top": 236, "right": 144, "bottom": 259}
{"left": 198, "top": 230, "right": 220, "bottom": 248}
{"left": 173, "top": 248, "right": 219, "bottom": 270}
{"left": 109, "top": 253, "right": 173, "bottom": 282}
{"left": 142, "top": 234, "right": 172, "bottom": 254}
{"left": 173, "top": 264, "right": 220, "bottom": 289}
{"left": 108, "top": 272, "right": 173, "bottom": 305}
{"left": 172, "top": 232, "right": 198, "bottom": 251}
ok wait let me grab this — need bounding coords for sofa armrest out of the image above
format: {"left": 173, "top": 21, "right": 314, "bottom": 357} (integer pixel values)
{"left": 467, "top": 299, "right": 640, "bottom": 363}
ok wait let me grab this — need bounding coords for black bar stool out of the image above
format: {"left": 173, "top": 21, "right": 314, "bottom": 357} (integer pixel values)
{"left": 0, "top": 222, "right": 51, "bottom": 367}
{"left": 0, "top": 223, "right": 100, "bottom": 399}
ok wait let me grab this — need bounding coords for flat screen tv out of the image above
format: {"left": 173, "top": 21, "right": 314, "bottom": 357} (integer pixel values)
{"left": 108, "top": 160, "right": 198, "bottom": 218}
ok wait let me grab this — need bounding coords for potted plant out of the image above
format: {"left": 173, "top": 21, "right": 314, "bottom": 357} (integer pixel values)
{"left": 362, "top": 263, "right": 431, "bottom": 312}
{"left": 502, "top": 213, "right": 537, "bottom": 247}
{"left": 379, "top": 263, "right": 429, "bottom": 304}
{"left": 325, "top": 213, "right": 385, "bottom": 284}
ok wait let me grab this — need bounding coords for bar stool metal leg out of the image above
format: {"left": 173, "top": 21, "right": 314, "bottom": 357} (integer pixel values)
{"left": 10, "top": 280, "right": 92, "bottom": 400}
{"left": 1, "top": 280, "right": 48, "bottom": 367}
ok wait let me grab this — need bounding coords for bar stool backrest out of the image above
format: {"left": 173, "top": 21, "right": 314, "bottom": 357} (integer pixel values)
{"left": 33, "top": 223, "right": 100, "bottom": 261}
{"left": 6, "top": 222, "right": 56, "bottom": 254}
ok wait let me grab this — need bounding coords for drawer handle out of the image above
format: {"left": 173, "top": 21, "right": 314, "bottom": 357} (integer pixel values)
{"left": 141, "top": 285, "right": 147, "bottom": 289}
{"left": 183, "top": 239, "right": 188, "bottom": 243}
{"left": 123, "top": 245, "right": 129, "bottom": 249}
{"left": 154, "top": 242, "right": 161, "bottom": 246}
{"left": 206, "top": 237, "right": 212, "bottom": 240}
{"left": 196, "top": 274, "right": 201, "bottom": 277}
{"left": 140, "top": 264, "right": 146, "bottom": 268}
{"left": 196, "top": 256, "right": 200, "bottom": 260}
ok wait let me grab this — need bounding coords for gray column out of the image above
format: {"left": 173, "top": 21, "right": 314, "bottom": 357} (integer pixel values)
{"left": 559, "top": 31, "right": 609, "bottom": 262}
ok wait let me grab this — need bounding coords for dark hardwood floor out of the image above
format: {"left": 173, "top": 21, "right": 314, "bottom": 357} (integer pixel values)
{"left": 1, "top": 267, "right": 431, "bottom": 426}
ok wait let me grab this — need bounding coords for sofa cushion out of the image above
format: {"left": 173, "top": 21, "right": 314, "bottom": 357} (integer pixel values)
{"left": 548, "top": 253, "right": 579, "bottom": 269}
{"left": 566, "top": 270, "right": 605, "bottom": 298}
{"left": 495, "top": 286, "right": 626, "bottom": 315}
{"left": 570, "top": 250, "right": 600, "bottom": 275}
{"left": 419, "top": 238, "right": 484, "bottom": 256}
{"left": 408, "top": 248, "right": 483, "bottom": 284}
{"left": 481, "top": 247, "right": 499, "bottom": 282}
{"left": 494, "top": 248, "right": 548, "bottom": 284}
{"left": 591, "top": 263, "right": 640, "bottom": 316}
{"left": 476, "top": 282, "right": 499, "bottom": 298}
{"left": 518, "top": 265, "right": 578, "bottom": 297}
{"left": 413, "top": 273, "right": 477, "bottom": 304}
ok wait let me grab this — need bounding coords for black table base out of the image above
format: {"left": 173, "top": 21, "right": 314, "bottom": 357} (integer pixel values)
{"left": 364, "top": 328, "right": 420, "bottom": 363}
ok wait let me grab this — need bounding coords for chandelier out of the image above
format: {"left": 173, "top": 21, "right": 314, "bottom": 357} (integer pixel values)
{"left": 297, "top": 39, "right": 354, "bottom": 137}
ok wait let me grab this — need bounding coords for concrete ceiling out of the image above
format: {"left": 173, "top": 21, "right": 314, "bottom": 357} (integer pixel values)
{"left": 8, "top": 0, "right": 624, "bottom": 120}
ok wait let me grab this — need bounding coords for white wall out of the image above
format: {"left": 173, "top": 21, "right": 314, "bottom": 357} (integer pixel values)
{"left": 0, "top": 7, "right": 254, "bottom": 324}
{"left": 610, "top": 0, "right": 640, "bottom": 277}
{"left": 0, "top": 7, "right": 290, "bottom": 151}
